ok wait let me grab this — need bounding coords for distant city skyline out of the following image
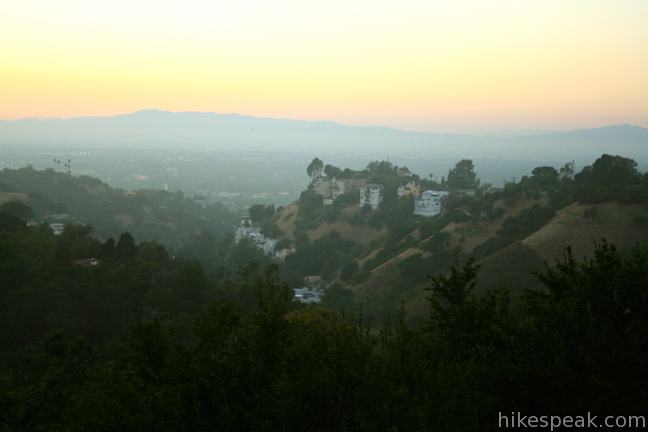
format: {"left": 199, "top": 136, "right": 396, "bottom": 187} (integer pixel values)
{"left": 2, "top": 0, "right": 647, "bottom": 133}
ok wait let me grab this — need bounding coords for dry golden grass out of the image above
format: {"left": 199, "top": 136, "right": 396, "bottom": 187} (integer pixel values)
{"left": 0, "top": 192, "right": 29, "bottom": 206}
{"left": 442, "top": 194, "right": 549, "bottom": 253}
{"left": 522, "top": 201, "right": 648, "bottom": 260}
{"left": 272, "top": 203, "right": 299, "bottom": 240}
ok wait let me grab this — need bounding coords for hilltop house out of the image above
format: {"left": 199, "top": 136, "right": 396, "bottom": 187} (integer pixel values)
{"left": 49, "top": 223, "right": 64, "bottom": 236}
{"left": 274, "top": 247, "right": 296, "bottom": 262}
{"left": 234, "top": 216, "right": 277, "bottom": 255}
{"left": 313, "top": 177, "right": 345, "bottom": 205}
{"left": 292, "top": 287, "right": 322, "bottom": 304}
{"left": 359, "top": 184, "right": 384, "bottom": 210}
{"left": 397, "top": 181, "right": 421, "bottom": 198}
{"left": 414, "top": 190, "right": 449, "bottom": 217}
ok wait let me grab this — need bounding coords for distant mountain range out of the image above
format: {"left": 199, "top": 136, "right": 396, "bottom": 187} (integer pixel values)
{"left": 1, "top": 110, "right": 647, "bottom": 161}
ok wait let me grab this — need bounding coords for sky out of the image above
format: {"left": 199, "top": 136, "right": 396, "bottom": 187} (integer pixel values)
{"left": 1, "top": 0, "right": 647, "bottom": 133}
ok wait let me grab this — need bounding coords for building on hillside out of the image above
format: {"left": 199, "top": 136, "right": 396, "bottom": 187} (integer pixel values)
{"left": 72, "top": 258, "right": 101, "bottom": 268}
{"left": 414, "top": 190, "right": 449, "bottom": 217}
{"left": 234, "top": 216, "right": 277, "bottom": 255}
{"left": 49, "top": 223, "right": 64, "bottom": 236}
{"left": 293, "top": 287, "right": 322, "bottom": 304}
{"left": 313, "top": 177, "right": 346, "bottom": 205}
{"left": 340, "top": 178, "right": 364, "bottom": 193}
{"left": 234, "top": 215, "right": 253, "bottom": 242}
{"left": 359, "top": 184, "right": 384, "bottom": 210}
{"left": 397, "top": 181, "right": 421, "bottom": 198}
{"left": 274, "top": 247, "right": 296, "bottom": 262}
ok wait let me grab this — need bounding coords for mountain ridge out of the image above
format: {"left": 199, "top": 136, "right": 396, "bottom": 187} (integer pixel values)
{"left": 2, "top": 108, "right": 645, "bottom": 137}
{"left": 1, "top": 110, "right": 647, "bottom": 161}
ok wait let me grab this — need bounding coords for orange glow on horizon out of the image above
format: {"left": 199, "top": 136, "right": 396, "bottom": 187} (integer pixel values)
{"left": 1, "top": 0, "right": 647, "bottom": 132}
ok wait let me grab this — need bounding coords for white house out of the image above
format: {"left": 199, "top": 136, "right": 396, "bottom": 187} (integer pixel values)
{"left": 49, "top": 223, "right": 64, "bottom": 236}
{"left": 234, "top": 216, "right": 277, "bottom": 255}
{"left": 397, "top": 181, "right": 421, "bottom": 198}
{"left": 359, "top": 184, "right": 384, "bottom": 210}
{"left": 414, "top": 190, "right": 449, "bottom": 217}
{"left": 293, "top": 287, "right": 323, "bottom": 304}
{"left": 274, "top": 247, "right": 296, "bottom": 262}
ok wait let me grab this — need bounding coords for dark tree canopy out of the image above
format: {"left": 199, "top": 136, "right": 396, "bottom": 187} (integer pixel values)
{"left": 531, "top": 166, "right": 558, "bottom": 178}
{"left": 0, "top": 201, "right": 33, "bottom": 220}
{"left": 249, "top": 204, "right": 275, "bottom": 223}
{"left": 0, "top": 211, "right": 26, "bottom": 232}
{"left": 306, "top": 157, "right": 324, "bottom": 178}
{"left": 116, "top": 232, "right": 137, "bottom": 262}
{"left": 324, "top": 164, "right": 344, "bottom": 178}
{"left": 575, "top": 154, "right": 640, "bottom": 186}
{"left": 446, "top": 159, "right": 479, "bottom": 189}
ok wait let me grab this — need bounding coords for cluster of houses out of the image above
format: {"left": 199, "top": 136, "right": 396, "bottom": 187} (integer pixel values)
{"left": 313, "top": 176, "right": 451, "bottom": 217}
{"left": 359, "top": 182, "right": 449, "bottom": 216}
{"left": 237, "top": 174, "right": 463, "bottom": 305}
{"left": 234, "top": 215, "right": 295, "bottom": 260}
{"left": 234, "top": 215, "right": 277, "bottom": 255}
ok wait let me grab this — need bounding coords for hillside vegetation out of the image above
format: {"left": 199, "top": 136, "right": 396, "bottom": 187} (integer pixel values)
{"left": 2, "top": 153, "right": 648, "bottom": 429}
{"left": 0, "top": 166, "right": 237, "bottom": 250}
{"left": 1, "top": 211, "right": 647, "bottom": 429}
{"left": 269, "top": 154, "right": 648, "bottom": 322}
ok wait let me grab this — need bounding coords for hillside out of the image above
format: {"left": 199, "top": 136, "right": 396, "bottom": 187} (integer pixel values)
{"left": 0, "top": 167, "right": 237, "bottom": 249}
{"left": 269, "top": 154, "right": 648, "bottom": 323}
{"left": 340, "top": 199, "right": 648, "bottom": 323}
{"left": 474, "top": 201, "right": 648, "bottom": 295}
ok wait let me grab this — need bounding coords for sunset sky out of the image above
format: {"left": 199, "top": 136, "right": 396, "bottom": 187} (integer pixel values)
{"left": 1, "top": 0, "right": 647, "bottom": 132}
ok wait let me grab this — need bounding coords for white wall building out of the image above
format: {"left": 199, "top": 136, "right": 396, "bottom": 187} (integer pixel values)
{"left": 293, "top": 287, "right": 323, "bottom": 304}
{"left": 414, "top": 190, "right": 449, "bottom": 217}
{"left": 49, "top": 223, "right": 64, "bottom": 236}
{"left": 359, "top": 184, "right": 384, "bottom": 210}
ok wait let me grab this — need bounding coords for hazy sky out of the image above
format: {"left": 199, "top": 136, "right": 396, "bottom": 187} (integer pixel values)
{"left": 1, "top": 0, "right": 647, "bottom": 132}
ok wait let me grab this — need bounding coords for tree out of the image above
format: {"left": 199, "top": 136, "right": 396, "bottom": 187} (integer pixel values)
{"left": 446, "top": 159, "right": 479, "bottom": 189}
{"left": 366, "top": 160, "right": 395, "bottom": 177}
{"left": 523, "top": 242, "right": 648, "bottom": 411}
{"left": 559, "top": 160, "right": 575, "bottom": 180}
{"left": 0, "top": 201, "right": 33, "bottom": 220}
{"left": 575, "top": 154, "right": 640, "bottom": 187}
{"left": 297, "top": 189, "right": 323, "bottom": 218}
{"left": 324, "top": 164, "right": 344, "bottom": 178}
{"left": 116, "top": 232, "right": 137, "bottom": 263}
{"left": 573, "top": 154, "right": 646, "bottom": 203}
{"left": 531, "top": 166, "right": 558, "bottom": 179}
{"left": 306, "top": 157, "right": 324, "bottom": 179}
{"left": 249, "top": 204, "right": 275, "bottom": 223}
{"left": 0, "top": 210, "right": 26, "bottom": 232}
